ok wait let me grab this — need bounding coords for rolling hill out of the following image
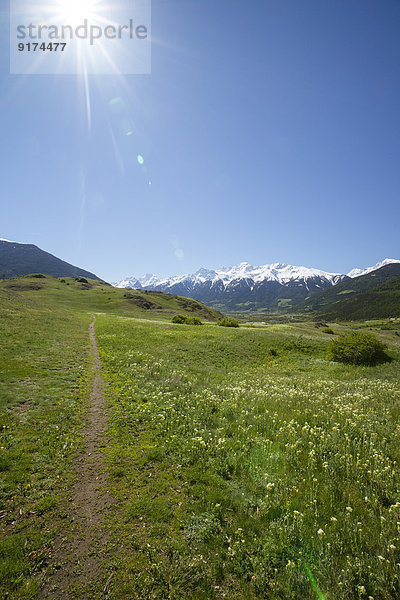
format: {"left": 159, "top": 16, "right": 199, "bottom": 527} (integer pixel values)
{"left": 0, "top": 274, "right": 223, "bottom": 322}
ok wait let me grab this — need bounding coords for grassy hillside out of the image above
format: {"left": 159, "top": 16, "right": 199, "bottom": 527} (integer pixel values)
{"left": 299, "top": 263, "right": 400, "bottom": 315}
{"left": 0, "top": 274, "right": 223, "bottom": 322}
{"left": 1, "top": 277, "right": 400, "bottom": 599}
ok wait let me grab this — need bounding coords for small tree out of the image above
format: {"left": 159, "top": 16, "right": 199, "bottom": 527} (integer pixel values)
{"left": 327, "top": 331, "right": 387, "bottom": 366}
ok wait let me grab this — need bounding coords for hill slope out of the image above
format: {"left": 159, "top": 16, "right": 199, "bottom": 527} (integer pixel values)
{"left": 0, "top": 239, "right": 101, "bottom": 280}
{"left": 299, "top": 263, "right": 400, "bottom": 315}
{"left": 318, "top": 276, "right": 400, "bottom": 320}
{"left": 0, "top": 274, "right": 223, "bottom": 322}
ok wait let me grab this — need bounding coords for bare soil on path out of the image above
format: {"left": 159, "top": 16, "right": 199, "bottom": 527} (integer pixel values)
{"left": 39, "top": 316, "right": 113, "bottom": 599}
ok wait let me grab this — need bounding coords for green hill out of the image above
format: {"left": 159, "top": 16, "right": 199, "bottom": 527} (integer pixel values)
{"left": 299, "top": 263, "right": 400, "bottom": 316}
{"left": 318, "top": 276, "right": 400, "bottom": 320}
{"left": 0, "top": 274, "right": 223, "bottom": 322}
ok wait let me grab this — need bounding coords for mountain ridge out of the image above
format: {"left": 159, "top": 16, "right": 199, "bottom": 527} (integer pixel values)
{"left": 117, "top": 261, "right": 347, "bottom": 290}
{"left": 316, "top": 270, "right": 400, "bottom": 320}
{"left": 0, "top": 239, "right": 101, "bottom": 281}
{"left": 300, "top": 262, "right": 400, "bottom": 318}
{"left": 347, "top": 258, "right": 400, "bottom": 278}
{"left": 116, "top": 259, "right": 400, "bottom": 313}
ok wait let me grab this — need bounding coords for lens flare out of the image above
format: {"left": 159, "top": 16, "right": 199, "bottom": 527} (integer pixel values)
{"left": 304, "top": 565, "right": 325, "bottom": 600}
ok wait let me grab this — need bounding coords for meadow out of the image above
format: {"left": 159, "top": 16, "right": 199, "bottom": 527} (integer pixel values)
{"left": 0, "top": 276, "right": 399, "bottom": 599}
{"left": 0, "top": 282, "right": 92, "bottom": 598}
{"left": 95, "top": 317, "right": 400, "bottom": 600}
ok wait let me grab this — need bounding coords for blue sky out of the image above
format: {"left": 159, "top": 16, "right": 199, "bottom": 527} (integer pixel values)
{"left": 1, "top": 0, "right": 399, "bottom": 281}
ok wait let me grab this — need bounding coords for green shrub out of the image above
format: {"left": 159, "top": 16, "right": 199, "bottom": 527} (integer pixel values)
{"left": 217, "top": 317, "right": 240, "bottom": 328}
{"left": 172, "top": 314, "right": 203, "bottom": 325}
{"left": 327, "top": 331, "right": 388, "bottom": 366}
{"left": 187, "top": 316, "right": 203, "bottom": 325}
{"left": 172, "top": 314, "right": 187, "bottom": 324}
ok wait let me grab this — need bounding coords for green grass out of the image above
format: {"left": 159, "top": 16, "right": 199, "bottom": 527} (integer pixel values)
{"left": 0, "top": 275, "right": 221, "bottom": 598}
{"left": 0, "top": 286, "right": 91, "bottom": 598}
{"left": 96, "top": 315, "right": 400, "bottom": 599}
{"left": 0, "top": 275, "right": 222, "bottom": 321}
{"left": 1, "top": 275, "right": 400, "bottom": 599}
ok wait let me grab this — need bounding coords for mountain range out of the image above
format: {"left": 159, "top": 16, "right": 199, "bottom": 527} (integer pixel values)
{"left": 115, "top": 259, "right": 400, "bottom": 313}
{"left": 299, "top": 262, "right": 400, "bottom": 318}
{"left": 315, "top": 270, "right": 400, "bottom": 321}
{"left": 1, "top": 236, "right": 399, "bottom": 317}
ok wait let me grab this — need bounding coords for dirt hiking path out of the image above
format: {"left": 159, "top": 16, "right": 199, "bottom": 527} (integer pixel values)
{"left": 40, "top": 316, "right": 113, "bottom": 599}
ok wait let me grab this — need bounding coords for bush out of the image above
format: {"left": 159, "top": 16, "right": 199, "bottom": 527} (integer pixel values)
{"left": 327, "top": 331, "right": 388, "bottom": 366}
{"left": 217, "top": 317, "right": 240, "bottom": 328}
{"left": 172, "top": 314, "right": 187, "bottom": 324}
{"left": 172, "top": 314, "right": 203, "bottom": 325}
{"left": 187, "top": 316, "right": 203, "bottom": 326}
{"left": 321, "top": 327, "right": 334, "bottom": 335}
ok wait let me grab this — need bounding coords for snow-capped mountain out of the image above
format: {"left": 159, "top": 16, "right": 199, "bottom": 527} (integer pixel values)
{"left": 347, "top": 259, "right": 400, "bottom": 279}
{"left": 115, "top": 262, "right": 348, "bottom": 312}
{"left": 118, "top": 262, "right": 344, "bottom": 290}
{"left": 0, "top": 238, "right": 23, "bottom": 244}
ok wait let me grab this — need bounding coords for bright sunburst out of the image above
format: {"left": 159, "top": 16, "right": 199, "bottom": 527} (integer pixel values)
{"left": 57, "top": 0, "right": 100, "bottom": 26}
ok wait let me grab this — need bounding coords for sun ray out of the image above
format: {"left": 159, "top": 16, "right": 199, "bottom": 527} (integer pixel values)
{"left": 83, "top": 68, "right": 92, "bottom": 131}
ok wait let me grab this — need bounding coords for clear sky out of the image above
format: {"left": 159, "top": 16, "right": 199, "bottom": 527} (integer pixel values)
{"left": 1, "top": 0, "right": 399, "bottom": 281}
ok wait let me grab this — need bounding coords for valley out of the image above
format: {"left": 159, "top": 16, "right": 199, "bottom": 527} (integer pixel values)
{"left": 116, "top": 260, "right": 400, "bottom": 317}
{"left": 0, "top": 275, "right": 399, "bottom": 599}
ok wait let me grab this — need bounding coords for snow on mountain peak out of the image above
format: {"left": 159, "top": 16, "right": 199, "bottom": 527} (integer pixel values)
{"left": 0, "top": 238, "right": 23, "bottom": 244}
{"left": 347, "top": 258, "right": 400, "bottom": 278}
{"left": 116, "top": 261, "right": 345, "bottom": 289}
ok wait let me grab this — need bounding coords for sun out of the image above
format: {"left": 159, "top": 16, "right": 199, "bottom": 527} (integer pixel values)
{"left": 57, "top": 0, "right": 99, "bottom": 25}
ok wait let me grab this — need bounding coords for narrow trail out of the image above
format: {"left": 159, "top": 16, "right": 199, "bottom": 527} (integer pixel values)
{"left": 40, "top": 316, "right": 113, "bottom": 599}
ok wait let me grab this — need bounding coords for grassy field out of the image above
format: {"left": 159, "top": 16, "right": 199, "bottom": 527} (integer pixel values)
{"left": 0, "top": 283, "right": 92, "bottom": 598}
{"left": 1, "top": 276, "right": 400, "bottom": 599}
{"left": 96, "top": 318, "right": 400, "bottom": 600}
